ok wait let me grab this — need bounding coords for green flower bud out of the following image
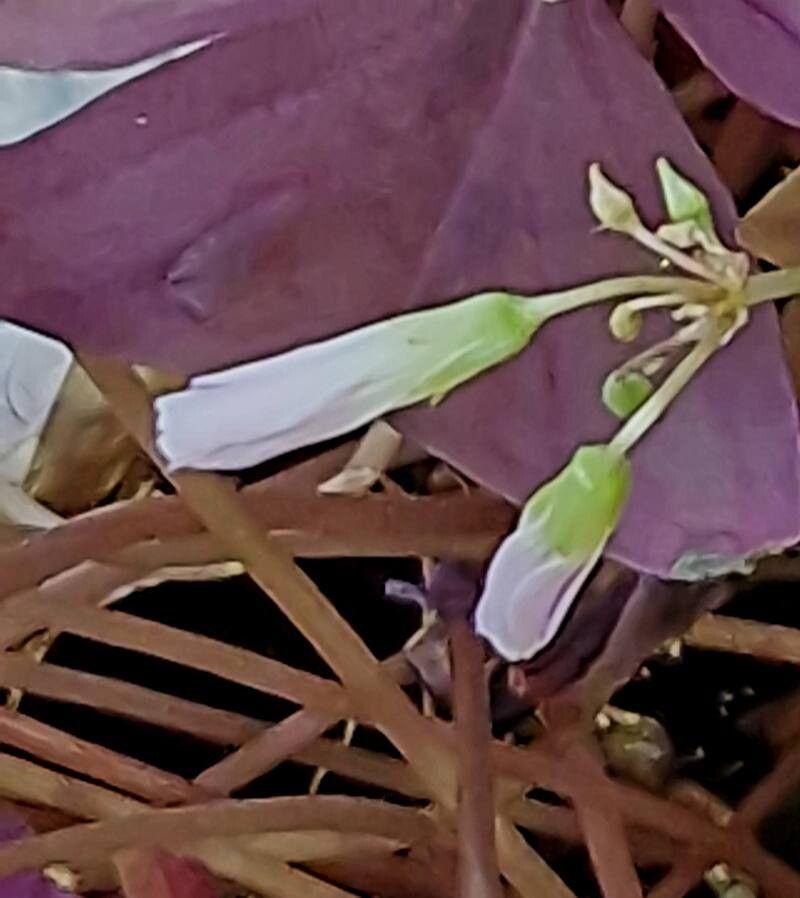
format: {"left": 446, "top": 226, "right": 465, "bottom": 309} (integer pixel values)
{"left": 602, "top": 370, "right": 654, "bottom": 419}
{"left": 588, "top": 163, "right": 643, "bottom": 234}
{"left": 655, "top": 157, "right": 716, "bottom": 237}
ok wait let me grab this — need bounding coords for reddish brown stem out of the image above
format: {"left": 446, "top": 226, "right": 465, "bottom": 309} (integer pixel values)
{"left": 619, "top": 0, "right": 658, "bottom": 57}
{"left": 0, "top": 751, "right": 144, "bottom": 820}
{"left": 646, "top": 857, "right": 706, "bottom": 898}
{"left": 80, "top": 359, "right": 459, "bottom": 809}
{"left": 0, "top": 796, "right": 436, "bottom": 877}
{"left": 0, "top": 484, "right": 510, "bottom": 600}
{"left": 0, "top": 709, "right": 199, "bottom": 806}
{"left": 0, "top": 654, "right": 263, "bottom": 745}
{"left": 738, "top": 741, "right": 800, "bottom": 827}
{"left": 23, "top": 604, "right": 352, "bottom": 716}
{"left": 195, "top": 710, "right": 336, "bottom": 796}
{"left": 740, "top": 688, "right": 800, "bottom": 751}
{"left": 668, "top": 780, "right": 732, "bottom": 829}
{"left": 560, "top": 740, "right": 642, "bottom": 898}
{"left": 308, "top": 846, "right": 457, "bottom": 898}
{"left": 686, "top": 614, "right": 800, "bottom": 666}
{"left": 449, "top": 617, "right": 503, "bottom": 898}
{"left": 488, "top": 739, "right": 800, "bottom": 893}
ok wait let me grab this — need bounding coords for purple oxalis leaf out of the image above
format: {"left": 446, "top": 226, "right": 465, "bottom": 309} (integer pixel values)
{"left": 0, "top": 0, "right": 292, "bottom": 68}
{"left": 0, "top": 0, "right": 798, "bottom": 589}
{"left": 655, "top": 0, "right": 800, "bottom": 128}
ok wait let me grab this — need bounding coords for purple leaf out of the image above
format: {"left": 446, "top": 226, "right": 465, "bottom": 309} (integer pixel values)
{"left": 0, "top": 0, "right": 285, "bottom": 68}
{"left": 528, "top": 573, "right": 733, "bottom": 716}
{"left": 0, "top": 0, "right": 798, "bottom": 580}
{"left": 656, "top": 0, "right": 800, "bottom": 128}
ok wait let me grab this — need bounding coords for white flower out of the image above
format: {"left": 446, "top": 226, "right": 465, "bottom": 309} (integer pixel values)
{"left": 0, "top": 38, "right": 212, "bottom": 146}
{"left": 0, "top": 322, "right": 71, "bottom": 485}
{"left": 155, "top": 292, "right": 543, "bottom": 471}
{"left": 475, "top": 444, "right": 631, "bottom": 661}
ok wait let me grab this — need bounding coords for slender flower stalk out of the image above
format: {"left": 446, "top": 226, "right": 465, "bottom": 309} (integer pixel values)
{"left": 744, "top": 267, "right": 800, "bottom": 307}
{"left": 615, "top": 318, "right": 708, "bottom": 379}
{"left": 524, "top": 275, "right": 718, "bottom": 319}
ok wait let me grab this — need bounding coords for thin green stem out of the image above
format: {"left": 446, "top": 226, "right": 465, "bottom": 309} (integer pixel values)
{"left": 522, "top": 275, "right": 719, "bottom": 320}
{"left": 745, "top": 267, "right": 800, "bottom": 306}
{"left": 621, "top": 293, "right": 691, "bottom": 315}
{"left": 610, "top": 326, "right": 720, "bottom": 455}
{"left": 632, "top": 225, "right": 727, "bottom": 285}
{"left": 522, "top": 265, "right": 800, "bottom": 325}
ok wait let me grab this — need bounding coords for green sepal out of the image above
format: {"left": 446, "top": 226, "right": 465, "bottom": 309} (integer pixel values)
{"left": 520, "top": 444, "right": 631, "bottom": 559}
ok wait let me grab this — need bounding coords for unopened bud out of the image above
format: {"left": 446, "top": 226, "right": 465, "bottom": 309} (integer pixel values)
{"left": 588, "top": 163, "right": 642, "bottom": 234}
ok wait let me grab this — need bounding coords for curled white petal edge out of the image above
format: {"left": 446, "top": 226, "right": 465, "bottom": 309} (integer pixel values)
{"left": 475, "top": 523, "right": 605, "bottom": 662}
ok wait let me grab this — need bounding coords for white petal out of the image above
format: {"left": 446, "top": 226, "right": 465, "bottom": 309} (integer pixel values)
{"left": 0, "top": 37, "right": 212, "bottom": 146}
{"left": 474, "top": 526, "right": 603, "bottom": 662}
{"left": 156, "top": 292, "right": 533, "bottom": 471}
{"left": 155, "top": 325, "right": 421, "bottom": 471}
{"left": 0, "top": 323, "right": 72, "bottom": 483}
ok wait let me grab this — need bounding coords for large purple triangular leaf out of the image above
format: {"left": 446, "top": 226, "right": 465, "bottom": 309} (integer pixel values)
{"left": 0, "top": 0, "right": 798, "bottom": 579}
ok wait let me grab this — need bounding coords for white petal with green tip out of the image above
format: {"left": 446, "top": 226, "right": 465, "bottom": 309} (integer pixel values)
{"left": 475, "top": 444, "right": 631, "bottom": 661}
{"left": 156, "top": 292, "right": 542, "bottom": 471}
